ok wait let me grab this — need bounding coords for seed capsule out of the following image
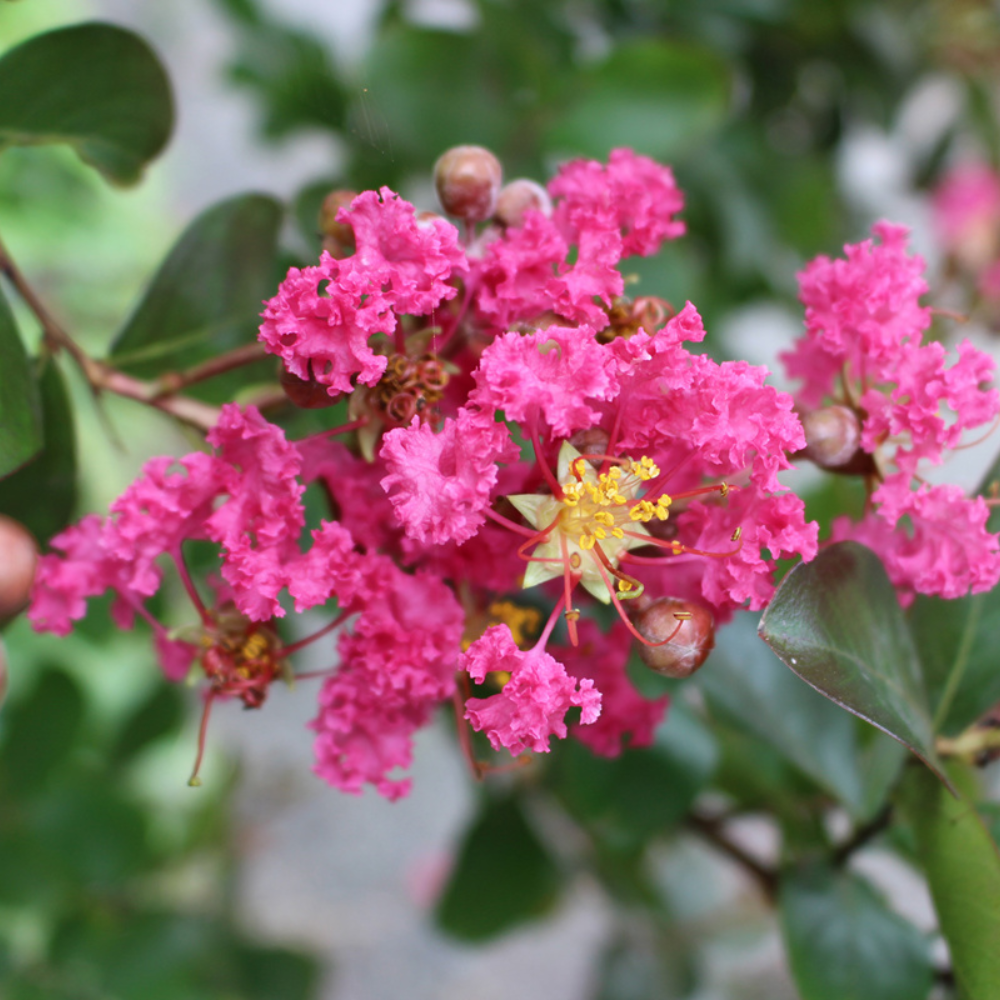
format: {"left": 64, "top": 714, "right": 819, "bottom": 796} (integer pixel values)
{"left": 434, "top": 145, "right": 503, "bottom": 223}
{"left": 494, "top": 178, "right": 552, "bottom": 228}
{"left": 801, "top": 404, "right": 863, "bottom": 470}
{"left": 631, "top": 597, "right": 715, "bottom": 678}
{"left": 0, "top": 515, "right": 38, "bottom": 620}
{"left": 318, "top": 189, "right": 358, "bottom": 259}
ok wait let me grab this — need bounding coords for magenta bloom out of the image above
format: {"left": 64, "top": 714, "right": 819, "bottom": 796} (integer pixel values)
{"left": 462, "top": 625, "right": 602, "bottom": 756}
{"left": 784, "top": 222, "right": 1000, "bottom": 601}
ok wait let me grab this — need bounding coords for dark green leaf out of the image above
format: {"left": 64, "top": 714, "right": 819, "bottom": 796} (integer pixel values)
{"left": 701, "top": 613, "right": 902, "bottom": 817}
{"left": 0, "top": 285, "right": 41, "bottom": 478}
{"left": 547, "top": 39, "right": 730, "bottom": 160}
{"left": 435, "top": 795, "right": 561, "bottom": 941}
{"left": 110, "top": 682, "right": 186, "bottom": 766}
{"left": 110, "top": 193, "right": 282, "bottom": 386}
{"left": 780, "top": 863, "right": 933, "bottom": 1000}
{"left": 0, "top": 23, "right": 173, "bottom": 185}
{"left": 0, "top": 359, "right": 77, "bottom": 544}
{"left": 230, "top": 942, "right": 320, "bottom": 1000}
{"left": 898, "top": 764, "right": 1000, "bottom": 1000}
{"left": 759, "top": 542, "right": 949, "bottom": 788}
{"left": 547, "top": 702, "right": 716, "bottom": 843}
{"left": 593, "top": 927, "right": 699, "bottom": 1000}
{"left": 0, "top": 667, "right": 84, "bottom": 796}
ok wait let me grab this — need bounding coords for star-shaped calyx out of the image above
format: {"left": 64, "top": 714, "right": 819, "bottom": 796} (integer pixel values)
{"left": 507, "top": 441, "right": 669, "bottom": 605}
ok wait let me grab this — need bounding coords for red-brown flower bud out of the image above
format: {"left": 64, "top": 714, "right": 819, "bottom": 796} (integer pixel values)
{"left": 434, "top": 145, "right": 503, "bottom": 223}
{"left": 279, "top": 364, "right": 339, "bottom": 409}
{"left": 494, "top": 178, "right": 552, "bottom": 228}
{"left": 0, "top": 515, "right": 37, "bottom": 620}
{"left": 319, "top": 189, "right": 358, "bottom": 259}
{"left": 801, "top": 404, "right": 866, "bottom": 472}
{"left": 631, "top": 597, "right": 715, "bottom": 678}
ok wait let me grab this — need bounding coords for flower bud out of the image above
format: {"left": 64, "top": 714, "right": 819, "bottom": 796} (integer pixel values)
{"left": 801, "top": 405, "right": 864, "bottom": 471}
{"left": 319, "top": 190, "right": 357, "bottom": 259}
{"left": 631, "top": 597, "right": 715, "bottom": 678}
{"left": 494, "top": 178, "right": 552, "bottom": 228}
{"left": 434, "top": 145, "right": 503, "bottom": 223}
{"left": 0, "top": 515, "right": 37, "bottom": 620}
{"left": 279, "top": 364, "right": 339, "bottom": 409}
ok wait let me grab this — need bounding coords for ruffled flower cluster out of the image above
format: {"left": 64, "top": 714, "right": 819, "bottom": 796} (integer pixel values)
{"left": 783, "top": 221, "right": 1000, "bottom": 603}
{"left": 932, "top": 161, "right": 1000, "bottom": 301}
{"left": 30, "top": 147, "right": 819, "bottom": 797}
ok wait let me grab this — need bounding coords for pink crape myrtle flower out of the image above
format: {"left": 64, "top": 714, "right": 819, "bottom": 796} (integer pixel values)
{"left": 932, "top": 162, "right": 1000, "bottom": 272}
{"left": 461, "top": 624, "right": 601, "bottom": 756}
{"left": 383, "top": 291, "right": 815, "bottom": 692}
{"left": 783, "top": 222, "right": 1000, "bottom": 601}
{"left": 259, "top": 187, "right": 467, "bottom": 396}
{"left": 554, "top": 619, "right": 668, "bottom": 758}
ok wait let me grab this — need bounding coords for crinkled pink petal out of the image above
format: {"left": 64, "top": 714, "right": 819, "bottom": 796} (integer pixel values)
{"left": 549, "top": 148, "right": 685, "bottom": 258}
{"left": 461, "top": 625, "right": 602, "bottom": 756}
{"left": 476, "top": 210, "right": 568, "bottom": 329}
{"left": 337, "top": 187, "right": 467, "bottom": 315}
{"left": 206, "top": 405, "right": 305, "bottom": 619}
{"left": 311, "top": 670, "right": 425, "bottom": 800}
{"left": 258, "top": 255, "right": 391, "bottom": 395}
{"left": 865, "top": 476, "right": 1000, "bottom": 600}
{"left": 155, "top": 633, "right": 199, "bottom": 682}
{"left": 380, "top": 407, "right": 517, "bottom": 545}
{"left": 679, "top": 488, "right": 818, "bottom": 611}
{"left": 557, "top": 619, "right": 667, "bottom": 757}
{"left": 471, "top": 325, "right": 618, "bottom": 437}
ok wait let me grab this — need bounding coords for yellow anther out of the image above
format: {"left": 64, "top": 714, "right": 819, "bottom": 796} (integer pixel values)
{"left": 594, "top": 511, "right": 615, "bottom": 527}
{"left": 634, "top": 456, "right": 661, "bottom": 481}
{"left": 579, "top": 534, "right": 596, "bottom": 551}
{"left": 611, "top": 527, "right": 624, "bottom": 539}
{"left": 673, "top": 611, "right": 693, "bottom": 620}
{"left": 719, "top": 483, "right": 730, "bottom": 498}
{"left": 613, "top": 493, "right": 627, "bottom": 506}
{"left": 731, "top": 527, "right": 742, "bottom": 543}
{"left": 630, "top": 500, "right": 654, "bottom": 522}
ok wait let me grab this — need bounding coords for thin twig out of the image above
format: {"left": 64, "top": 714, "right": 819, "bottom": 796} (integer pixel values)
{"left": 831, "top": 803, "right": 894, "bottom": 866}
{"left": 687, "top": 811, "right": 779, "bottom": 902}
{"left": 0, "top": 230, "right": 223, "bottom": 432}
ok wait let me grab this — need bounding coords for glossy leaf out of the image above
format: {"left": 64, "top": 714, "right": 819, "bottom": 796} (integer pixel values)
{"left": 110, "top": 193, "right": 282, "bottom": 383}
{"left": 701, "top": 612, "right": 902, "bottom": 817}
{"left": 898, "top": 764, "right": 1000, "bottom": 999}
{"left": 0, "top": 23, "right": 173, "bottom": 185}
{"left": 780, "top": 863, "right": 933, "bottom": 1000}
{"left": 435, "top": 795, "right": 561, "bottom": 941}
{"left": 0, "top": 286, "right": 41, "bottom": 479}
{"left": 759, "top": 542, "right": 949, "bottom": 787}
{"left": 547, "top": 702, "right": 717, "bottom": 842}
{"left": 0, "top": 360, "right": 77, "bottom": 544}
{"left": 547, "top": 39, "right": 730, "bottom": 160}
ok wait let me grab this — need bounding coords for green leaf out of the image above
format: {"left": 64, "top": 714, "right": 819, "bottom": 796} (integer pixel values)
{"left": 110, "top": 193, "right": 282, "bottom": 385}
{"left": 435, "top": 794, "right": 561, "bottom": 941}
{"left": 546, "top": 39, "right": 731, "bottom": 160}
{"left": 547, "top": 701, "right": 717, "bottom": 843}
{"left": 780, "top": 863, "right": 933, "bottom": 1000}
{"left": 0, "top": 667, "right": 84, "bottom": 797}
{"left": 701, "top": 612, "right": 901, "bottom": 817}
{"left": 759, "top": 541, "right": 949, "bottom": 788}
{"left": 110, "top": 682, "right": 186, "bottom": 766}
{"left": 0, "top": 359, "right": 77, "bottom": 544}
{"left": 0, "top": 23, "right": 174, "bottom": 185}
{"left": 898, "top": 764, "right": 1000, "bottom": 999}
{"left": 0, "top": 285, "right": 41, "bottom": 479}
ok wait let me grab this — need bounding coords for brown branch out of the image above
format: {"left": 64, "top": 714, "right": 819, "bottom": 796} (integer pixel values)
{"left": 151, "top": 342, "right": 269, "bottom": 396}
{"left": 0, "top": 230, "right": 223, "bottom": 433}
{"left": 687, "top": 811, "right": 779, "bottom": 902}
{"left": 831, "top": 803, "right": 893, "bottom": 866}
